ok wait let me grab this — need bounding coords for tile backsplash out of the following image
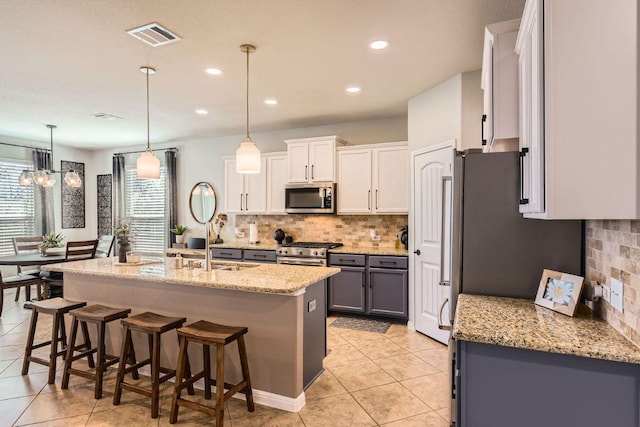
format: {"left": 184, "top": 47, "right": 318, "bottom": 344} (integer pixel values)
{"left": 586, "top": 220, "right": 640, "bottom": 346}
{"left": 233, "top": 215, "right": 408, "bottom": 248}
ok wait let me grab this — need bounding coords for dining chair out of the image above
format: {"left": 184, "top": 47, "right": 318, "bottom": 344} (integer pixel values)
{"left": 95, "top": 235, "right": 115, "bottom": 258}
{"left": 0, "top": 270, "right": 42, "bottom": 316}
{"left": 12, "top": 236, "right": 44, "bottom": 302}
{"left": 43, "top": 239, "right": 99, "bottom": 298}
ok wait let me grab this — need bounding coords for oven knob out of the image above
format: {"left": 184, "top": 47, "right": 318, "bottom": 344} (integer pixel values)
{"left": 296, "top": 249, "right": 303, "bottom": 255}
{"left": 319, "top": 250, "right": 325, "bottom": 257}
{"left": 281, "top": 249, "right": 287, "bottom": 255}
{"left": 312, "top": 251, "right": 318, "bottom": 256}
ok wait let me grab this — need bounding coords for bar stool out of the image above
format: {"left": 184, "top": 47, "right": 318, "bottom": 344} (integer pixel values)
{"left": 21, "top": 298, "right": 90, "bottom": 384}
{"left": 113, "top": 312, "right": 193, "bottom": 418}
{"left": 62, "top": 304, "right": 135, "bottom": 399}
{"left": 170, "top": 320, "right": 254, "bottom": 426}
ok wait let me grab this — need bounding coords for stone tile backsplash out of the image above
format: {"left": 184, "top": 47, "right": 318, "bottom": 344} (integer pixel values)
{"left": 586, "top": 220, "right": 640, "bottom": 346}
{"left": 233, "top": 215, "right": 408, "bottom": 248}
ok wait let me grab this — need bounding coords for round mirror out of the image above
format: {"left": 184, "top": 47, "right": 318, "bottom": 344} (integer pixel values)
{"left": 189, "top": 182, "right": 217, "bottom": 224}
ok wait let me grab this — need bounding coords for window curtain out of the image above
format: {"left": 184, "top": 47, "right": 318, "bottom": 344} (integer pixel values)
{"left": 165, "top": 149, "right": 178, "bottom": 248}
{"left": 32, "top": 149, "right": 54, "bottom": 235}
{"left": 112, "top": 153, "right": 126, "bottom": 229}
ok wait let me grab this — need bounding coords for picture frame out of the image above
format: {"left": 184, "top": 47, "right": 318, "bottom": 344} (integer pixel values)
{"left": 535, "top": 269, "right": 585, "bottom": 317}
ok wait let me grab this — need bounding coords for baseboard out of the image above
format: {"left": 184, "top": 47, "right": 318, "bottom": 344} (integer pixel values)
{"left": 407, "top": 320, "right": 415, "bottom": 331}
{"left": 133, "top": 366, "right": 305, "bottom": 412}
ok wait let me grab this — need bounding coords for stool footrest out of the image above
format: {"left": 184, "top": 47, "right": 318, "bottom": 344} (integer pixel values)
{"left": 179, "top": 371, "right": 205, "bottom": 390}
{"left": 120, "top": 383, "right": 153, "bottom": 398}
{"left": 124, "top": 358, "right": 151, "bottom": 373}
{"left": 24, "top": 356, "right": 50, "bottom": 367}
{"left": 175, "top": 398, "right": 217, "bottom": 417}
{"left": 70, "top": 348, "right": 97, "bottom": 362}
{"left": 66, "top": 367, "right": 99, "bottom": 381}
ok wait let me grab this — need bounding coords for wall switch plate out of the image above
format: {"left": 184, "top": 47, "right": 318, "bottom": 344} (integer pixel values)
{"left": 602, "top": 284, "right": 611, "bottom": 303}
{"left": 610, "top": 278, "right": 624, "bottom": 313}
{"left": 308, "top": 299, "right": 316, "bottom": 312}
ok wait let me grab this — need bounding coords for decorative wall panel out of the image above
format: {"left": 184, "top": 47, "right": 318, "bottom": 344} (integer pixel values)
{"left": 97, "top": 174, "right": 112, "bottom": 236}
{"left": 61, "top": 160, "right": 85, "bottom": 228}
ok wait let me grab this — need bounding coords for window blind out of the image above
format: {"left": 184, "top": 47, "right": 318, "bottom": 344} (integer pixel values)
{"left": 0, "top": 159, "right": 36, "bottom": 256}
{"left": 125, "top": 166, "right": 167, "bottom": 254}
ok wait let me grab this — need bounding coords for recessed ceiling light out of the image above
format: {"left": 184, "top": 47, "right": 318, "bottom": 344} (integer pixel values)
{"left": 263, "top": 97, "right": 278, "bottom": 106}
{"left": 205, "top": 68, "right": 223, "bottom": 75}
{"left": 195, "top": 109, "right": 208, "bottom": 115}
{"left": 370, "top": 40, "right": 389, "bottom": 50}
{"left": 346, "top": 86, "right": 361, "bottom": 94}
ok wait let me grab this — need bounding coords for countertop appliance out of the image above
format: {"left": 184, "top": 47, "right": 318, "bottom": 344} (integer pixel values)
{"left": 276, "top": 242, "right": 343, "bottom": 267}
{"left": 285, "top": 183, "right": 335, "bottom": 214}
{"left": 445, "top": 150, "right": 583, "bottom": 425}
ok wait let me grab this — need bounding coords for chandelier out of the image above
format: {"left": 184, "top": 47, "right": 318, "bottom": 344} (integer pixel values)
{"left": 18, "top": 125, "right": 82, "bottom": 188}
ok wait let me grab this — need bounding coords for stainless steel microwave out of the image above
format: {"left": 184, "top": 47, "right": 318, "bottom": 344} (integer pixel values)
{"left": 285, "top": 183, "right": 336, "bottom": 214}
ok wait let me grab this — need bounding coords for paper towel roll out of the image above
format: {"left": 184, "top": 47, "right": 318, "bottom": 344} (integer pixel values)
{"left": 249, "top": 223, "right": 259, "bottom": 244}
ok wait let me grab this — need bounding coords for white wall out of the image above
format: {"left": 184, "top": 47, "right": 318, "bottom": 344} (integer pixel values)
{"left": 460, "top": 70, "right": 483, "bottom": 151}
{"left": 91, "top": 116, "right": 408, "bottom": 240}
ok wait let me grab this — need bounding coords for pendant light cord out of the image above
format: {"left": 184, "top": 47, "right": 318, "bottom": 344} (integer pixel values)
{"left": 246, "top": 47, "right": 250, "bottom": 140}
{"left": 146, "top": 69, "right": 151, "bottom": 152}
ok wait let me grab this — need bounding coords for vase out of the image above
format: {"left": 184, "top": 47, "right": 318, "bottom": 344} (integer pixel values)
{"left": 118, "top": 243, "right": 131, "bottom": 263}
{"left": 175, "top": 235, "right": 185, "bottom": 244}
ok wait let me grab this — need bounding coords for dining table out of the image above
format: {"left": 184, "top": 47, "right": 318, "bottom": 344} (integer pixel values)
{"left": 0, "top": 252, "right": 67, "bottom": 306}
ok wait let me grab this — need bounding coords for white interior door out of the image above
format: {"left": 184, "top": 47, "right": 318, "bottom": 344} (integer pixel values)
{"left": 411, "top": 141, "right": 454, "bottom": 344}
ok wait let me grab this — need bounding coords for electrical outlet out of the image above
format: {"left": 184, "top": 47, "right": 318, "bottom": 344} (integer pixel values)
{"left": 610, "top": 278, "right": 624, "bottom": 313}
{"left": 602, "top": 284, "right": 611, "bottom": 303}
{"left": 308, "top": 299, "right": 316, "bottom": 312}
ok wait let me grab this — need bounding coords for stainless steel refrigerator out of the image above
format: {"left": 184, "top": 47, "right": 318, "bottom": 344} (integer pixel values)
{"left": 447, "top": 150, "right": 583, "bottom": 425}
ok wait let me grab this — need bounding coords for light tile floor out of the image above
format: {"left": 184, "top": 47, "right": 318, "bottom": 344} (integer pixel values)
{"left": 0, "top": 289, "right": 450, "bottom": 426}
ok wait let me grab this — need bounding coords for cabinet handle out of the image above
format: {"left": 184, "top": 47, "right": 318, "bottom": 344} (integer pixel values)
{"left": 362, "top": 271, "right": 365, "bottom": 288}
{"left": 519, "top": 148, "right": 529, "bottom": 205}
{"left": 311, "top": 164, "right": 314, "bottom": 180}
{"left": 240, "top": 194, "right": 243, "bottom": 211}
{"left": 339, "top": 258, "right": 355, "bottom": 263}
{"left": 254, "top": 254, "right": 266, "bottom": 258}
{"left": 368, "top": 190, "right": 371, "bottom": 210}
{"left": 245, "top": 193, "right": 249, "bottom": 211}
{"left": 305, "top": 165, "right": 308, "bottom": 180}
{"left": 481, "top": 114, "right": 487, "bottom": 146}
{"left": 379, "top": 261, "right": 397, "bottom": 265}
{"left": 375, "top": 190, "right": 379, "bottom": 209}
{"left": 438, "top": 298, "right": 451, "bottom": 331}
{"left": 221, "top": 252, "right": 232, "bottom": 256}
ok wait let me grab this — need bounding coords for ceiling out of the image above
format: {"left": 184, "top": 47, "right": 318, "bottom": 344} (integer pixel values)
{"left": 0, "top": 0, "right": 523, "bottom": 150}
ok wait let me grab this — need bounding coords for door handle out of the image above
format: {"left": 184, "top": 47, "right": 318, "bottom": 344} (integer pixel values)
{"left": 440, "top": 176, "right": 452, "bottom": 288}
{"left": 413, "top": 249, "right": 421, "bottom": 255}
{"left": 481, "top": 114, "right": 487, "bottom": 146}
{"left": 438, "top": 298, "right": 451, "bottom": 331}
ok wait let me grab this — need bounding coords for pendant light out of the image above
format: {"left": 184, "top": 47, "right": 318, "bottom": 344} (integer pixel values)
{"left": 18, "top": 124, "right": 82, "bottom": 188}
{"left": 136, "top": 66, "right": 161, "bottom": 179}
{"left": 235, "top": 44, "right": 261, "bottom": 174}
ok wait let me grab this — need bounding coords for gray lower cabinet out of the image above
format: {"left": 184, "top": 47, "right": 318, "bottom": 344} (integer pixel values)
{"left": 368, "top": 268, "right": 408, "bottom": 318}
{"left": 211, "top": 248, "right": 242, "bottom": 260}
{"left": 329, "top": 254, "right": 408, "bottom": 319}
{"left": 328, "top": 266, "right": 366, "bottom": 313}
{"left": 242, "top": 249, "right": 276, "bottom": 263}
{"left": 457, "top": 340, "right": 640, "bottom": 427}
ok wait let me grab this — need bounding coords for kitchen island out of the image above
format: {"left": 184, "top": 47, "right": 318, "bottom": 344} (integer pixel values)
{"left": 453, "top": 294, "right": 640, "bottom": 427}
{"left": 43, "top": 258, "right": 340, "bottom": 412}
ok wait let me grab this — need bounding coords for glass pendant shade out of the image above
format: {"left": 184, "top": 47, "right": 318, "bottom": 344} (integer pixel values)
{"left": 137, "top": 151, "right": 161, "bottom": 179}
{"left": 64, "top": 170, "right": 82, "bottom": 188}
{"left": 18, "top": 170, "right": 33, "bottom": 186}
{"left": 33, "top": 169, "right": 49, "bottom": 186}
{"left": 43, "top": 174, "right": 56, "bottom": 188}
{"left": 236, "top": 138, "right": 261, "bottom": 174}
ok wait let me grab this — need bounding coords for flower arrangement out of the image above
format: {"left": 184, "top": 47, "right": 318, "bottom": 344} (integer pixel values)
{"left": 171, "top": 225, "right": 188, "bottom": 235}
{"left": 113, "top": 219, "right": 131, "bottom": 245}
{"left": 211, "top": 213, "right": 227, "bottom": 244}
{"left": 40, "top": 232, "right": 65, "bottom": 251}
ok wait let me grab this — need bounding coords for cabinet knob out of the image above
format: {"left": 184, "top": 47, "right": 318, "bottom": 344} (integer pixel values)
{"left": 413, "top": 249, "right": 421, "bottom": 255}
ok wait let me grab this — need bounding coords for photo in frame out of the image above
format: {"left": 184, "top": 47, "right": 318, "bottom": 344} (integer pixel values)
{"left": 535, "top": 269, "right": 585, "bottom": 316}
{"left": 61, "top": 160, "right": 85, "bottom": 228}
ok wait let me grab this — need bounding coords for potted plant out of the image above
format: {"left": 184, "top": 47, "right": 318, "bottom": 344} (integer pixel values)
{"left": 40, "top": 232, "right": 65, "bottom": 255}
{"left": 171, "top": 225, "right": 188, "bottom": 244}
{"left": 114, "top": 219, "right": 132, "bottom": 263}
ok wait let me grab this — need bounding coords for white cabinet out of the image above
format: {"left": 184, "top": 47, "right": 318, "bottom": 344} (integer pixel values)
{"left": 337, "top": 142, "right": 408, "bottom": 214}
{"left": 482, "top": 19, "right": 520, "bottom": 152}
{"left": 516, "top": 0, "right": 639, "bottom": 219}
{"left": 266, "top": 154, "right": 287, "bottom": 214}
{"left": 224, "top": 158, "right": 267, "bottom": 214}
{"left": 285, "top": 136, "right": 347, "bottom": 183}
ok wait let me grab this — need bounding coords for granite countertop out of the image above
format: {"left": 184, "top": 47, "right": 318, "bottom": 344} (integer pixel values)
{"left": 43, "top": 258, "right": 340, "bottom": 295}
{"left": 328, "top": 246, "right": 409, "bottom": 256}
{"left": 453, "top": 294, "right": 640, "bottom": 364}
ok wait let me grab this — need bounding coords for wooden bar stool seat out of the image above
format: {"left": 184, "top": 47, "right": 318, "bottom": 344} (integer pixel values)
{"left": 62, "top": 304, "right": 134, "bottom": 399}
{"left": 21, "top": 298, "right": 90, "bottom": 384}
{"left": 170, "top": 320, "right": 254, "bottom": 426}
{"left": 113, "top": 312, "right": 192, "bottom": 419}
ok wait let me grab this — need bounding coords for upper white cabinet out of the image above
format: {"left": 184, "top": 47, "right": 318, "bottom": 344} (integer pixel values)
{"left": 224, "top": 158, "right": 267, "bottom": 214}
{"left": 482, "top": 19, "right": 520, "bottom": 152}
{"left": 516, "top": 0, "right": 639, "bottom": 219}
{"left": 338, "top": 142, "right": 408, "bottom": 214}
{"left": 266, "top": 153, "right": 288, "bottom": 214}
{"left": 285, "top": 136, "right": 347, "bottom": 183}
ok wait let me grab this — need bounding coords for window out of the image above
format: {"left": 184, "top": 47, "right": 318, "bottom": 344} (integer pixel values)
{"left": 125, "top": 166, "right": 167, "bottom": 254}
{"left": 0, "top": 159, "right": 36, "bottom": 256}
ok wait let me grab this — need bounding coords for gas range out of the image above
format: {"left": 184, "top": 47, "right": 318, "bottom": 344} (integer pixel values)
{"left": 276, "top": 242, "right": 343, "bottom": 267}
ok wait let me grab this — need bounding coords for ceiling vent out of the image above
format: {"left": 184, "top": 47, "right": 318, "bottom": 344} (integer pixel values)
{"left": 91, "top": 113, "right": 123, "bottom": 121}
{"left": 126, "top": 22, "right": 181, "bottom": 47}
